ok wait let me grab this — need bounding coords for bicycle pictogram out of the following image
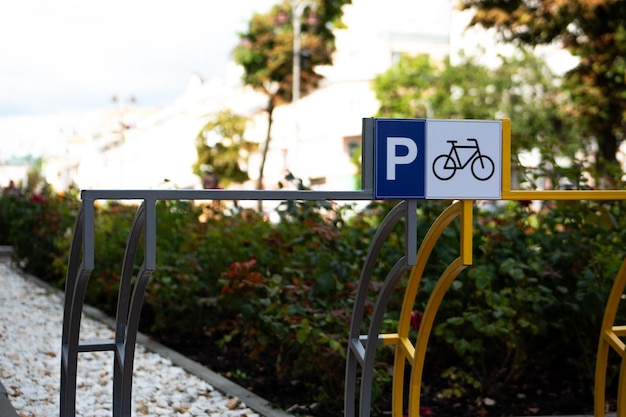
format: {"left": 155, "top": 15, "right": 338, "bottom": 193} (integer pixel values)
{"left": 432, "top": 138, "right": 495, "bottom": 181}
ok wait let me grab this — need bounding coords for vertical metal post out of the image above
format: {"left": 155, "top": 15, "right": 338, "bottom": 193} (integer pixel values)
{"left": 83, "top": 198, "right": 95, "bottom": 270}
{"left": 361, "top": 118, "right": 375, "bottom": 195}
{"left": 144, "top": 198, "right": 156, "bottom": 271}
{"left": 406, "top": 199, "right": 417, "bottom": 266}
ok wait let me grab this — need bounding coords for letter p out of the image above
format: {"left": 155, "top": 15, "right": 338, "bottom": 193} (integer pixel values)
{"left": 387, "top": 137, "right": 418, "bottom": 180}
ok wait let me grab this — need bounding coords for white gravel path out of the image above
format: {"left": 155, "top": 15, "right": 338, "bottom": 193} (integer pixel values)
{"left": 0, "top": 263, "right": 261, "bottom": 417}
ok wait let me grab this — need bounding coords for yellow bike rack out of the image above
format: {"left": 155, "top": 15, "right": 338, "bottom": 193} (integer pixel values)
{"left": 345, "top": 119, "right": 626, "bottom": 417}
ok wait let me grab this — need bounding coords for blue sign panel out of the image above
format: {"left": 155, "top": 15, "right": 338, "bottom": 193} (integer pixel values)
{"left": 375, "top": 119, "right": 426, "bottom": 199}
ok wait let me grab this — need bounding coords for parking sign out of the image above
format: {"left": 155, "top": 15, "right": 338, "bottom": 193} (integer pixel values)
{"left": 375, "top": 119, "right": 426, "bottom": 199}
{"left": 425, "top": 119, "right": 501, "bottom": 199}
{"left": 373, "top": 118, "right": 502, "bottom": 200}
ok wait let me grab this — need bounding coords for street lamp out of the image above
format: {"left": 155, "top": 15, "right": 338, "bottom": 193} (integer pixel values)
{"left": 291, "top": 0, "right": 317, "bottom": 105}
{"left": 289, "top": 0, "right": 317, "bottom": 177}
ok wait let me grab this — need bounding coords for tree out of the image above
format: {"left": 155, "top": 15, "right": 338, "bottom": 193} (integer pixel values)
{"left": 192, "top": 109, "right": 256, "bottom": 188}
{"left": 232, "top": 0, "right": 350, "bottom": 191}
{"left": 458, "top": 0, "right": 626, "bottom": 179}
{"left": 375, "top": 50, "right": 573, "bottom": 153}
{"left": 373, "top": 51, "right": 579, "bottom": 187}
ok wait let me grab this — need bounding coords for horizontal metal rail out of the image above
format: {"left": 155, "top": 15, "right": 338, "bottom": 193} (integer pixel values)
{"left": 81, "top": 189, "right": 376, "bottom": 201}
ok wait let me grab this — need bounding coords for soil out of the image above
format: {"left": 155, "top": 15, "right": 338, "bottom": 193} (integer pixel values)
{"left": 155, "top": 331, "right": 614, "bottom": 417}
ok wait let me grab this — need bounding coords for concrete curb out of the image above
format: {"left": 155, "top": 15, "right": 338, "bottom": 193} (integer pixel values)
{"left": 0, "top": 381, "right": 20, "bottom": 417}
{"left": 0, "top": 246, "right": 13, "bottom": 265}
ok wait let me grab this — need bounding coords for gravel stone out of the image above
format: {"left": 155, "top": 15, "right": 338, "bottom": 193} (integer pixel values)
{"left": 0, "top": 264, "right": 261, "bottom": 417}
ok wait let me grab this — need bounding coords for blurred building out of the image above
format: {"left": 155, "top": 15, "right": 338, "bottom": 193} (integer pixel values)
{"left": 15, "top": 0, "right": 457, "bottom": 193}
{"left": 0, "top": 156, "right": 35, "bottom": 190}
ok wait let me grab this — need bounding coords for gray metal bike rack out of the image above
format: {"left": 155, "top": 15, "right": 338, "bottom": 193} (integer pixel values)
{"left": 59, "top": 119, "right": 422, "bottom": 416}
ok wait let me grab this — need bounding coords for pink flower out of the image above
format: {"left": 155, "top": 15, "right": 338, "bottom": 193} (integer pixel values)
{"left": 411, "top": 310, "right": 423, "bottom": 331}
{"left": 403, "top": 405, "right": 433, "bottom": 417}
{"left": 30, "top": 194, "right": 45, "bottom": 203}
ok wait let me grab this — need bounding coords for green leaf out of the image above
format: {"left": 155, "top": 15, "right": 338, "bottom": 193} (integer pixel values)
{"left": 447, "top": 316, "right": 465, "bottom": 326}
{"left": 296, "top": 326, "right": 309, "bottom": 344}
{"left": 475, "top": 273, "right": 491, "bottom": 290}
{"left": 314, "top": 272, "right": 336, "bottom": 295}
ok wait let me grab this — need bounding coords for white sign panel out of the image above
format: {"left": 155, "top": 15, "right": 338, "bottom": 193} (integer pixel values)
{"left": 425, "top": 119, "right": 502, "bottom": 199}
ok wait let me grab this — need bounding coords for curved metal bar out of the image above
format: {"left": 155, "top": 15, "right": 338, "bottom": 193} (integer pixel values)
{"left": 348, "top": 201, "right": 407, "bottom": 340}
{"left": 358, "top": 257, "right": 411, "bottom": 417}
{"left": 60, "top": 202, "right": 94, "bottom": 417}
{"left": 619, "top": 356, "right": 626, "bottom": 417}
{"left": 390, "top": 201, "right": 464, "bottom": 416}
{"left": 61, "top": 266, "right": 93, "bottom": 417}
{"left": 344, "top": 339, "right": 362, "bottom": 417}
{"left": 408, "top": 257, "right": 467, "bottom": 416}
{"left": 345, "top": 201, "right": 406, "bottom": 417}
{"left": 404, "top": 202, "right": 465, "bottom": 416}
{"left": 594, "top": 254, "right": 626, "bottom": 417}
{"left": 125, "top": 264, "right": 154, "bottom": 358}
{"left": 398, "top": 201, "right": 464, "bottom": 335}
{"left": 111, "top": 203, "right": 146, "bottom": 417}
{"left": 114, "top": 202, "right": 146, "bottom": 344}
{"left": 119, "top": 263, "right": 154, "bottom": 417}
{"left": 62, "top": 203, "right": 85, "bottom": 346}
{"left": 120, "top": 199, "right": 156, "bottom": 416}
{"left": 346, "top": 201, "right": 465, "bottom": 417}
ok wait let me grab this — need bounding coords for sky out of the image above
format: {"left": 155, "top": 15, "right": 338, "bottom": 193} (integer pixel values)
{"left": 0, "top": 0, "right": 282, "bottom": 160}
{"left": 0, "top": 0, "right": 576, "bottom": 161}
{"left": 0, "top": 0, "right": 276, "bottom": 118}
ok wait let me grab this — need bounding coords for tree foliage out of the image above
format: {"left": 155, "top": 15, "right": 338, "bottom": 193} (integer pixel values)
{"left": 232, "top": 0, "right": 350, "bottom": 189}
{"left": 459, "top": 0, "right": 626, "bottom": 177}
{"left": 234, "top": 4, "right": 328, "bottom": 104}
{"left": 192, "top": 109, "right": 256, "bottom": 187}
{"left": 373, "top": 50, "right": 575, "bottom": 158}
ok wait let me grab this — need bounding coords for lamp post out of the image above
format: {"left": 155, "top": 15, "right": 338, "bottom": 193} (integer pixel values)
{"left": 290, "top": 0, "right": 316, "bottom": 176}
{"left": 292, "top": 0, "right": 316, "bottom": 104}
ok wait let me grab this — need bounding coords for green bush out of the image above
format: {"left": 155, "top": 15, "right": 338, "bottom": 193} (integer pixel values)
{"left": 3, "top": 190, "right": 626, "bottom": 415}
{"left": 0, "top": 185, "right": 79, "bottom": 281}
{"left": 427, "top": 199, "right": 626, "bottom": 405}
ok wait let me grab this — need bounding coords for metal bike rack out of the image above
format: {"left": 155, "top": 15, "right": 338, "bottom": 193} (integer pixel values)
{"left": 60, "top": 117, "right": 626, "bottom": 416}
{"left": 59, "top": 118, "right": 427, "bottom": 417}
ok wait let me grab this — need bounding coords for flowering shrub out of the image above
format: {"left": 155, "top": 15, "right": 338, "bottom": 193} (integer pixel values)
{"left": 1, "top": 184, "right": 79, "bottom": 281}
{"left": 2, "top": 191, "right": 626, "bottom": 415}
